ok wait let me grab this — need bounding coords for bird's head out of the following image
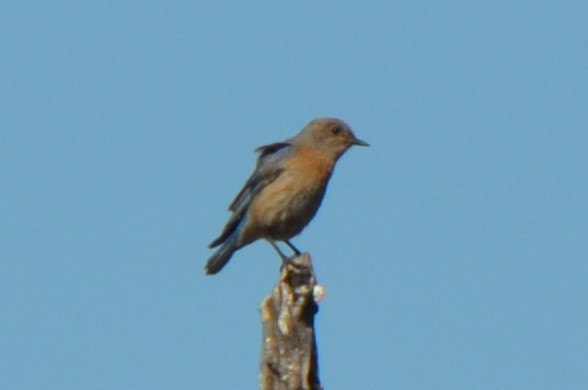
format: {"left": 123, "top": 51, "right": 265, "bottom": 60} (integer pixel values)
{"left": 296, "top": 117, "right": 369, "bottom": 159}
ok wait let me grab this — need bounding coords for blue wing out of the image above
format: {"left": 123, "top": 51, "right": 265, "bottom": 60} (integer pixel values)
{"left": 208, "top": 142, "right": 295, "bottom": 248}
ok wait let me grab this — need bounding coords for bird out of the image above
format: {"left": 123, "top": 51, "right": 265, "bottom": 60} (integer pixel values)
{"left": 205, "top": 117, "right": 368, "bottom": 275}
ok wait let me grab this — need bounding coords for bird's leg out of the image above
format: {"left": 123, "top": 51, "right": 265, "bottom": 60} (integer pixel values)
{"left": 268, "top": 240, "right": 290, "bottom": 265}
{"left": 284, "top": 240, "right": 301, "bottom": 255}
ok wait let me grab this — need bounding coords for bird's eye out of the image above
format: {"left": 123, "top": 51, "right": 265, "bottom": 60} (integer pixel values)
{"left": 331, "top": 126, "right": 342, "bottom": 135}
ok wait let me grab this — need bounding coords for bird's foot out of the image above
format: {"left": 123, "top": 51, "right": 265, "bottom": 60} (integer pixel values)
{"left": 284, "top": 240, "right": 301, "bottom": 255}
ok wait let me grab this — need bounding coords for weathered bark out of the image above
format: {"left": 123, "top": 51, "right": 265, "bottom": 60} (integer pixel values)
{"left": 259, "top": 253, "right": 323, "bottom": 390}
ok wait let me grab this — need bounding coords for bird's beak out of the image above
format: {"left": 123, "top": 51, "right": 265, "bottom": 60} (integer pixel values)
{"left": 352, "top": 138, "right": 369, "bottom": 147}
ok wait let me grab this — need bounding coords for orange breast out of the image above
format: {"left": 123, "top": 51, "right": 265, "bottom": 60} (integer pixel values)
{"left": 241, "top": 145, "right": 336, "bottom": 242}
{"left": 285, "top": 145, "right": 334, "bottom": 184}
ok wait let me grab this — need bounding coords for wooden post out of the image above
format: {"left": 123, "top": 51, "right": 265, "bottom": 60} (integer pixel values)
{"left": 259, "top": 253, "right": 324, "bottom": 390}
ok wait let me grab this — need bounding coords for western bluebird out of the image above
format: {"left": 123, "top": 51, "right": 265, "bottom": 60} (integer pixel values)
{"left": 205, "top": 117, "right": 368, "bottom": 275}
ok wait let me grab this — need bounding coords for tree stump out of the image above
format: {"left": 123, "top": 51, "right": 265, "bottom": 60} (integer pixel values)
{"left": 259, "top": 253, "right": 324, "bottom": 390}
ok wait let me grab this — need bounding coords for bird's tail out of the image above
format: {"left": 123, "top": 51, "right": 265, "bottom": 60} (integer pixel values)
{"left": 205, "top": 234, "right": 238, "bottom": 275}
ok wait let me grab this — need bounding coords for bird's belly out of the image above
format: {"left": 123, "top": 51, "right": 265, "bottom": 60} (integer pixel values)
{"left": 248, "top": 176, "right": 326, "bottom": 240}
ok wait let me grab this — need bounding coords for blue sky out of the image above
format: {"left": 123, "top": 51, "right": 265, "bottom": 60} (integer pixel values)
{"left": 2, "top": 1, "right": 587, "bottom": 389}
